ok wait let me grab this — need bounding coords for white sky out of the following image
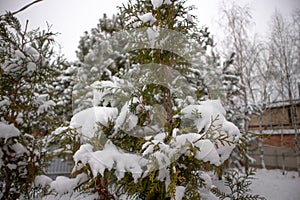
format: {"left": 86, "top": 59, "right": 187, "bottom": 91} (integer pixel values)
{"left": 0, "top": 0, "right": 299, "bottom": 61}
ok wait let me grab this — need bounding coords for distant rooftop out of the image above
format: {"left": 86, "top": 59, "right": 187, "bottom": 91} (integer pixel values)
{"left": 265, "top": 99, "right": 300, "bottom": 109}
{"left": 45, "top": 158, "right": 73, "bottom": 179}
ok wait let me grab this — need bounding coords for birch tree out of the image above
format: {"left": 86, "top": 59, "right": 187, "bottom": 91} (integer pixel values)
{"left": 219, "top": 2, "right": 263, "bottom": 172}
{"left": 266, "top": 10, "right": 300, "bottom": 176}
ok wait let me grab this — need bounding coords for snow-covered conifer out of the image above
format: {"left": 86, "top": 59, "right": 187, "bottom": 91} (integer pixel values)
{"left": 0, "top": 12, "right": 70, "bottom": 199}
{"left": 62, "top": 0, "right": 244, "bottom": 199}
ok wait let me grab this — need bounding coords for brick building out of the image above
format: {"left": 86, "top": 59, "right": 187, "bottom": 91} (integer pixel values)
{"left": 248, "top": 99, "right": 300, "bottom": 170}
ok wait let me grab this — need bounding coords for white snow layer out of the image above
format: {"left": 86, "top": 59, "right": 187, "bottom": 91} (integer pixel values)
{"left": 138, "top": 13, "right": 156, "bottom": 25}
{"left": 35, "top": 175, "right": 53, "bottom": 187}
{"left": 50, "top": 173, "right": 88, "bottom": 195}
{"left": 73, "top": 141, "right": 148, "bottom": 183}
{"left": 37, "top": 100, "right": 56, "bottom": 115}
{"left": 151, "top": 0, "right": 163, "bottom": 9}
{"left": 11, "top": 142, "right": 27, "bottom": 155}
{"left": 181, "top": 100, "right": 226, "bottom": 133}
{"left": 70, "top": 106, "right": 118, "bottom": 139}
{"left": 175, "top": 186, "right": 186, "bottom": 200}
{"left": 151, "top": 0, "right": 171, "bottom": 9}
{"left": 181, "top": 100, "right": 240, "bottom": 164}
{"left": 114, "top": 102, "right": 138, "bottom": 133}
{"left": 0, "top": 98, "right": 10, "bottom": 107}
{"left": 250, "top": 169, "right": 300, "bottom": 200}
{"left": 164, "top": 0, "right": 172, "bottom": 5}
{"left": 27, "top": 62, "right": 36, "bottom": 73}
{"left": 0, "top": 122, "right": 20, "bottom": 141}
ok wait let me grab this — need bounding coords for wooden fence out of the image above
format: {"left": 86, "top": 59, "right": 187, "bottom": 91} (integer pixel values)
{"left": 250, "top": 145, "right": 298, "bottom": 171}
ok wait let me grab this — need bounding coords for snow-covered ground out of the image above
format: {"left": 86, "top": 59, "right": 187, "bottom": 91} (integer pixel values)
{"left": 250, "top": 169, "right": 300, "bottom": 200}
{"left": 41, "top": 168, "right": 300, "bottom": 199}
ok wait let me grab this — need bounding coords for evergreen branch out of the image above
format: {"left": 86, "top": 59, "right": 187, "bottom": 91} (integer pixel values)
{"left": 212, "top": 168, "right": 266, "bottom": 200}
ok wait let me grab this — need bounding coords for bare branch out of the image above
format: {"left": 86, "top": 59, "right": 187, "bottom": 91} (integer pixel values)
{"left": 11, "top": 0, "right": 43, "bottom": 15}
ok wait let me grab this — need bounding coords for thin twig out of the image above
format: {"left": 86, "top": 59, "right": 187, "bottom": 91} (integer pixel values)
{"left": 11, "top": 0, "right": 43, "bottom": 15}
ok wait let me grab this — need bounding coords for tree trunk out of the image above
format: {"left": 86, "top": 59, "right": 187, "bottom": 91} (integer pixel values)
{"left": 259, "top": 115, "right": 265, "bottom": 169}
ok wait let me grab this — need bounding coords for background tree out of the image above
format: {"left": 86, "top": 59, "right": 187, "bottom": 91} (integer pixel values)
{"left": 72, "top": 13, "right": 128, "bottom": 114}
{"left": 265, "top": 9, "right": 300, "bottom": 176}
{"left": 218, "top": 1, "right": 264, "bottom": 172}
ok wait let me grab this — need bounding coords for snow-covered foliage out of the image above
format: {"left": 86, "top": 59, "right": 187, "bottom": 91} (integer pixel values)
{"left": 212, "top": 168, "right": 266, "bottom": 200}
{"left": 50, "top": 0, "right": 249, "bottom": 199}
{"left": 74, "top": 141, "right": 148, "bottom": 183}
{"left": 0, "top": 122, "right": 20, "bottom": 142}
{"left": 69, "top": 98, "right": 240, "bottom": 197}
{"left": 70, "top": 106, "right": 118, "bottom": 139}
{"left": 138, "top": 13, "right": 157, "bottom": 25}
{"left": 0, "top": 1, "right": 272, "bottom": 199}
{"left": 73, "top": 13, "right": 128, "bottom": 114}
{"left": 0, "top": 12, "right": 71, "bottom": 199}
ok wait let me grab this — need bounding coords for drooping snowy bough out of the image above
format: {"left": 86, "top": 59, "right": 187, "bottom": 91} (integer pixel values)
{"left": 61, "top": 99, "right": 241, "bottom": 199}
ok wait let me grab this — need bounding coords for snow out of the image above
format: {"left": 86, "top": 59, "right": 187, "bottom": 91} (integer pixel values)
{"left": 91, "top": 77, "right": 126, "bottom": 107}
{"left": 146, "top": 28, "right": 160, "bottom": 47}
{"left": 141, "top": 132, "right": 234, "bottom": 182}
{"left": 41, "top": 168, "right": 300, "bottom": 199}
{"left": 114, "top": 102, "right": 138, "bottom": 133}
{"left": 11, "top": 142, "right": 27, "bottom": 155}
{"left": 37, "top": 100, "right": 56, "bottom": 115}
{"left": 186, "top": 14, "right": 193, "bottom": 23}
{"left": 14, "top": 50, "right": 25, "bottom": 59}
{"left": 68, "top": 96, "right": 241, "bottom": 197}
{"left": 181, "top": 100, "right": 226, "bottom": 133}
{"left": 151, "top": 0, "right": 172, "bottom": 8}
{"left": 213, "top": 169, "right": 300, "bottom": 200}
{"left": 35, "top": 175, "right": 53, "bottom": 187}
{"left": 42, "top": 192, "right": 99, "bottom": 200}
{"left": 27, "top": 62, "right": 36, "bottom": 73}
{"left": 0, "top": 98, "right": 10, "bottom": 107}
{"left": 138, "top": 13, "right": 156, "bottom": 25}
{"left": 0, "top": 122, "right": 21, "bottom": 142}
{"left": 50, "top": 173, "right": 88, "bottom": 195}
{"left": 25, "top": 45, "right": 40, "bottom": 61}
{"left": 164, "top": 0, "right": 172, "bottom": 5}
{"left": 7, "top": 163, "right": 17, "bottom": 170}
{"left": 73, "top": 141, "right": 148, "bottom": 183}
{"left": 250, "top": 169, "right": 300, "bottom": 200}
{"left": 195, "top": 139, "right": 220, "bottom": 164}
{"left": 180, "top": 100, "right": 241, "bottom": 164}
{"left": 151, "top": 0, "right": 163, "bottom": 9}
{"left": 52, "top": 126, "right": 69, "bottom": 135}
{"left": 70, "top": 106, "right": 118, "bottom": 139}
{"left": 175, "top": 186, "right": 186, "bottom": 200}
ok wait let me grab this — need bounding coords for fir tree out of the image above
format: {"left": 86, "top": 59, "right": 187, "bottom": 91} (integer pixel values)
{"left": 72, "top": 13, "right": 129, "bottom": 114}
{"left": 67, "top": 0, "right": 239, "bottom": 199}
{"left": 0, "top": 12, "right": 69, "bottom": 199}
{"left": 45, "top": 1, "right": 263, "bottom": 200}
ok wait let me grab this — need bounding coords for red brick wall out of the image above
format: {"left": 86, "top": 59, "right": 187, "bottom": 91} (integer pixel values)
{"left": 263, "top": 134, "right": 297, "bottom": 147}
{"left": 248, "top": 102, "right": 300, "bottom": 147}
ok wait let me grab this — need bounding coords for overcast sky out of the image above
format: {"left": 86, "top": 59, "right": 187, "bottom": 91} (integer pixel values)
{"left": 0, "top": 0, "right": 299, "bottom": 61}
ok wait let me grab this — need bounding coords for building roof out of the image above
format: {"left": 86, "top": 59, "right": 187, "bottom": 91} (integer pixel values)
{"left": 252, "top": 129, "right": 300, "bottom": 135}
{"left": 265, "top": 99, "right": 300, "bottom": 109}
{"left": 45, "top": 158, "right": 73, "bottom": 177}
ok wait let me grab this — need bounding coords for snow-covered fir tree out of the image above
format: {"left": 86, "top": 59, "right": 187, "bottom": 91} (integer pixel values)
{"left": 0, "top": 12, "right": 71, "bottom": 199}
{"left": 36, "top": 0, "right": 264, "bottom": 199}
{"left": 72, "top": 13, "right": 128, "bottom": 114}
{"left": 43, "top": 0, "right": 242, "bottom": 199}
